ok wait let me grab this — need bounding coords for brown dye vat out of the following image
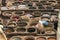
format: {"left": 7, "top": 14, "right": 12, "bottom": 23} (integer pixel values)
{"left": 48, "top": 37, "right": 56, "bottom": 40}
{"left": 30, "top": 18, "right": 38, "bottom": 26}
{"left": 37, "top": 29, "right": 45, "bottom": 34}
{"left": 0, "top": 20, "right": 2, "bottom": 23}
{"left": 37, "top": 37, "right": 46, "bottom": 40}
{"left": 10, "top": 36, "right": 22, "bottom": 40}
{"left": 7, "top": 22, "right": 17, "bottom": 27}
{"left": 4, "top": 28, "right": 14, "bottom": 33}
{"left": 21, "top": 15, "right": 30, "bottom": 22}
{"left": 15, "top": 11, "right": 24, "bottom": 16}
{"left": 0, "top": 18, "right": 3, "bottom": 23}
{"left": 9, "top": 20, "right": 16, "bottom": 23}
{"left": 27, "top": 28, "right": 36, "bottom": 33}
{"left": 16, "top": 28, "right": 26, "bottom": 32}
{"left": 17, "top": 20, "right": 27, "bottom": 27}
{"left": 45, "top": 30, "right": 55, "bottom": 34}
{"left": 2, "top": 12, "right": 12, "bottom": 17}
{"left": 19, "top": 0, "right": 23, "bottom": 1}
{"left": 30, "top": 22, "right": 38, "bottom": 26}
{"left": 25, "top": 37, "right": 35, "bottom": 40}
{"left": 48, "top": 0, "right": 56, "bottom": 3}
{"left": 32, "top": 11, "right": 41, "bottom": 17}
